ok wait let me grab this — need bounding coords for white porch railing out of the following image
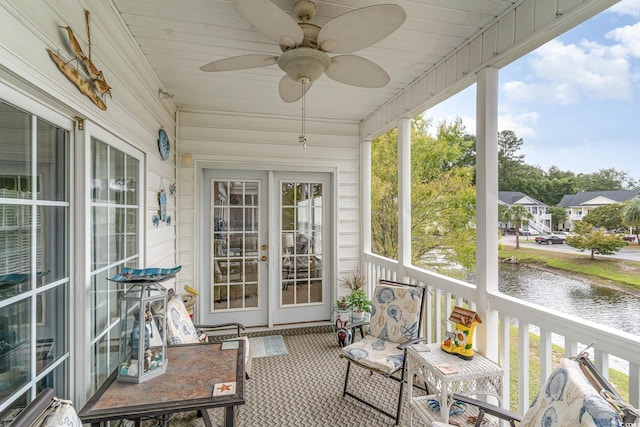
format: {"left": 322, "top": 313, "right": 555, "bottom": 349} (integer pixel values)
{"left": 364, "top": 252, "right": 640, "bottom": 413}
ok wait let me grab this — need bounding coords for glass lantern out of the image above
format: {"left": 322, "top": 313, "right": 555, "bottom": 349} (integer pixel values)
{"left": 117, "top": 282, "right": 168, "bottom": 383}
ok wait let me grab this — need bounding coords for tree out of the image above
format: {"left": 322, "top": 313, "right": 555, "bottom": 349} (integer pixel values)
{"left": 546, "top": 205, "right": 568, "bottom": 231}
{"left": 371, "top": 117, "right": 476, "bottom": 278}
{"left": 576, "top": 168, "right": 639, "bottom": 192}
{"left": 623, "top": 197, "right": 640, "bottom": 245}
{"left": 565, "top": 221, "right": 626, "bottom": 259}
{"left": 498, "top": 130, "right": 525, "bottom": 191}
{"left": 582, "top": 203, "right": 625, "bottom": 231}
{"left": 502, "top": 205, "right": 533, "bottom": 249}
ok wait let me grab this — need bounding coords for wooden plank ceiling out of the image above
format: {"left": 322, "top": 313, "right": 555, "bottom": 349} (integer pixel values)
{"left": 113, "top": 0, "right": 517, "bottom": 123}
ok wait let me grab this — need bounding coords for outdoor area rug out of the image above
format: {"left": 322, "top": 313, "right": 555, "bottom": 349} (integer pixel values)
{"left": 248, "top": 335, "right": 288, "bottom": 358}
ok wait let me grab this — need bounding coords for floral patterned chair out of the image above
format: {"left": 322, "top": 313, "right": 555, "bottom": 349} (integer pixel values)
{"left": 433, "top": 351, "right": 639, "bottom": 427}
{"left": 340, "top": 279, "right": 426, "bottom": 425}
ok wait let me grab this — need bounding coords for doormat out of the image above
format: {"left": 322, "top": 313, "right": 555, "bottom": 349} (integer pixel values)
{"left": 248, "top": 335, "right": 288, "bottom": 358}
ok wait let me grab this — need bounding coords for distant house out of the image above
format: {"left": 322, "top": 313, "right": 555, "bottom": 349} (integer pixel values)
{"left": 498, "top": 191, "right": 550, "bottom": 234}
{"left": 558, "top": 190, "right": 640, "bottom": 230}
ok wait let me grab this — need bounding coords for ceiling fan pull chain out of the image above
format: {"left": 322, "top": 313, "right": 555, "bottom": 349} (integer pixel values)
{"left": 300, "top": 82, "right": 307, "bottom": 148}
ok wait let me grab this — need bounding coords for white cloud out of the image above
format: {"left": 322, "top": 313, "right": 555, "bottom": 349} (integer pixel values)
{"left": 498, "top": 111, "right": 539, "bottom": 138}
{"left": 606, "top": 21, "right": 640, "bottom": 57}
{"left": 609, "top": 0, "right": 640, "bottom": 18}
{"left": 502, "top": 38, "right": 633, "bottom": 106}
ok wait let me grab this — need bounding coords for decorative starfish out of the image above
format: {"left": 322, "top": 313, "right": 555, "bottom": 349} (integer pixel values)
{"left": 217, "top": 383, "right": 232, "bottom": 392}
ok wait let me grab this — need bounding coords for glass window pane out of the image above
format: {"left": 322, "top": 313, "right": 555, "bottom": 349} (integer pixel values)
{"left": 35, "top": 285, "right": 68, "bottom": 376}
{"left": 38, "top": 206, "right": 68, "bottom": 287}
{"left": 92, "top": 207, "right": 109, "bottom": 269}
{"left": 37, "top": 118, "right": 67, "bottom": 202}
{"left": 92, "top": 269, "right": 110, "bottom": 338}
{"left": 109, "top": 149, "right": 126, "bottom": 204}
{"left": 280, "top": 181, "right": 323, "bottom": 307}
{"left": 213, "top": 285, "right": 228, "bottom": 310}
{"left": 91, "top": 139, "right": 109, "bottom": 203}
{"left": 214, "top": 181, "right": 228, "bottom": 206}
{"left": 125, "top": 155, "right": 138, "bottom": 206}
{"left": 229, "top": 285, "right": 243, "bottom": 309}
{"left": 125, "top": 208, "right": 137, "bottom": 258}
{"left": 0, "top": 102, "right": 31, "bottom": 200}
{"left": 0, "top": 299, "right": 32, "bottom": 405}
{"left": 111, "top": 208, "right": 126, "bottom": 263}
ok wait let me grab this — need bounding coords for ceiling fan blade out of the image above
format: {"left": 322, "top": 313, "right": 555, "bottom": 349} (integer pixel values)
{"left": 317, "top": 4, "right": 406, "bottom": 54}
{"left": 279, "top": 75, "right": 312, "bottom": 103}
{"left": 231, "top": 0, "right": 304, "bottom": 48}
{"left": 325, "top": 55, "right": 390, "bottom": 88}
{"left": 200, "top": 54, "right": 278, "bottom": 72}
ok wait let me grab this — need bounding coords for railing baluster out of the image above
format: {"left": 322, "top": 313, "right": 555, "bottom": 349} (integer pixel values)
{"left": 518, "top": 321, "right": 530, "bottom": 414}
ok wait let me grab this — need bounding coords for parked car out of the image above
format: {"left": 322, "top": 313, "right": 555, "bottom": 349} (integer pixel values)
{"left": 621, "top": 234, "right": 636, "bottom": 242}
{"left": 535, "top": 235, "right": 565, "bottom": 244}
{"left": 519, "top": 228, "right": 539, "bottom": 236}
{"left": 552, "top": 231, "right": 568, "bottom": 237}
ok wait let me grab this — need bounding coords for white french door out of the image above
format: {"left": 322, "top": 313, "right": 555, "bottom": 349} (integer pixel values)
{"left": 202, "top": 170, "right": 268, "bottom": 327}
{"left": 200, "top": 169, "right": 332, "bottom": 328}
{"left": 273, "top": 172, "right": 331, "bottom": 325}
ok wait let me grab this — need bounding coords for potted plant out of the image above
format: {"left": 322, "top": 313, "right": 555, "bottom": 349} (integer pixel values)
{"left": 338, "top": 269, "right": 366, "bottom": 293}
{"left": 347, "top": 288, "right": 372, "bottom": 322}
{"left": 336, "top": 295, "right": 349, "bottom": 310}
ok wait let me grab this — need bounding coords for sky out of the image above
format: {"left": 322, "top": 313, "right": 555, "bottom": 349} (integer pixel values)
{"left": 424, "top": 0, "right": 640, "bottom": 183}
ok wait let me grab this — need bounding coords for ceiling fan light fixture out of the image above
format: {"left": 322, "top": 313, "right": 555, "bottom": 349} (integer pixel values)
{"left": 277, "top": 48, "right": 330, "bottom": 83}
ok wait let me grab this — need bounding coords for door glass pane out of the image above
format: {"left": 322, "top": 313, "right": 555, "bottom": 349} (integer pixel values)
{"left": 281, "top": 181, "right": 323, "bottom": 306}
{"left": 211, "top": 180, "right": 260, "bottom": 311}
{"left": 0, "top": 101, "right": 70, "bottom": 418}
{"left": 89, "top": 138, "right": 140, "bottom": 394}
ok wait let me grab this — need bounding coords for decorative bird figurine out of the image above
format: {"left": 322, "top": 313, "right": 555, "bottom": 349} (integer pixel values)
{"left": 60, "top": 26, "right": 85, "bottom": 60}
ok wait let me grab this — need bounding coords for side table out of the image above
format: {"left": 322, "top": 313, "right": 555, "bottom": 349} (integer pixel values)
{"left": 407, "top": 343, "right": 503, "bottom": 426}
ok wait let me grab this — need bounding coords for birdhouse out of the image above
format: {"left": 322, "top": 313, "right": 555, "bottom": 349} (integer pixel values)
{"left": 448, "top": 306, "right": 482, "bottom": 327}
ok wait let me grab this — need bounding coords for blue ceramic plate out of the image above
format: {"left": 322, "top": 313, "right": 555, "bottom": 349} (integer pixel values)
{"left": 108, "top": 266, "right": 181, "bottom": 283}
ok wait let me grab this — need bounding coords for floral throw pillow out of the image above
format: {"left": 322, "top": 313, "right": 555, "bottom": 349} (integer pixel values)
{"left": 521, "top": 358, "right": 621, "bottom": 427}
{"left": 165, "top": 295, "right": 199, "bottom": 345}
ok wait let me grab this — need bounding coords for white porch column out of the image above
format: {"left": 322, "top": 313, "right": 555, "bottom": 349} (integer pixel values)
{"left": 475, "top": 67, "right": 499, "bottom": 361}
{"left": 361, "top": 138, "right": 372, "bottom": 291}
{"left": 398, "top": 117, "right": 411, "bottom": 280}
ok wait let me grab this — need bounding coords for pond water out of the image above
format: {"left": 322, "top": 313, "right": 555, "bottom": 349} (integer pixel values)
{"left": 496, "top": 263, "right": 640, "bottom": 372}
{"left": 498, "top": 263, "right": 640, "bottom": 335}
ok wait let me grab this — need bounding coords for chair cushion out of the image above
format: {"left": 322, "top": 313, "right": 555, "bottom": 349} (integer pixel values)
{"left": 521, "top": 358, "right": 622, "bottom": 427}
{"left": 165, "top": 295, "right": 199, "bottom": 344}
{"left": 341, "top": 335, "right": 404, "bottom": 374}
{"left": 369, "top": 282, "right": 423, "bottom": 344}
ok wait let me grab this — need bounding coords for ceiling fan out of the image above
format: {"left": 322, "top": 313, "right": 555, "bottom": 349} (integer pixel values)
{"left": 200, "top": 0, "right": 406, "bottom": 103}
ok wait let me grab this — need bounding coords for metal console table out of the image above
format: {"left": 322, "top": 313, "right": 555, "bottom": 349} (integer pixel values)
{"left": 407, "top": 343, "right": 503, "bottom": 426}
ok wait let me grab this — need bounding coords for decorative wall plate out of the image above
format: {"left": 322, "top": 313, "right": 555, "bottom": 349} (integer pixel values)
{"left": 158, "top": 129, "right": 170, "bottom": 160}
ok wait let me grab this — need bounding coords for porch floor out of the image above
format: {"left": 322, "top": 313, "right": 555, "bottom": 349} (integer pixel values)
{"left": 166, "top": 326, "right": 433, "bottom": 427}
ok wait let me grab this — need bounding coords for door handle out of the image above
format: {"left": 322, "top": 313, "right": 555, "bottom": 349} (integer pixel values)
{"left": 261, "top": 255, "right": 268, "bottom": 261}
{"left": 261, "top": 244, "right": 268, "bottom": 250}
